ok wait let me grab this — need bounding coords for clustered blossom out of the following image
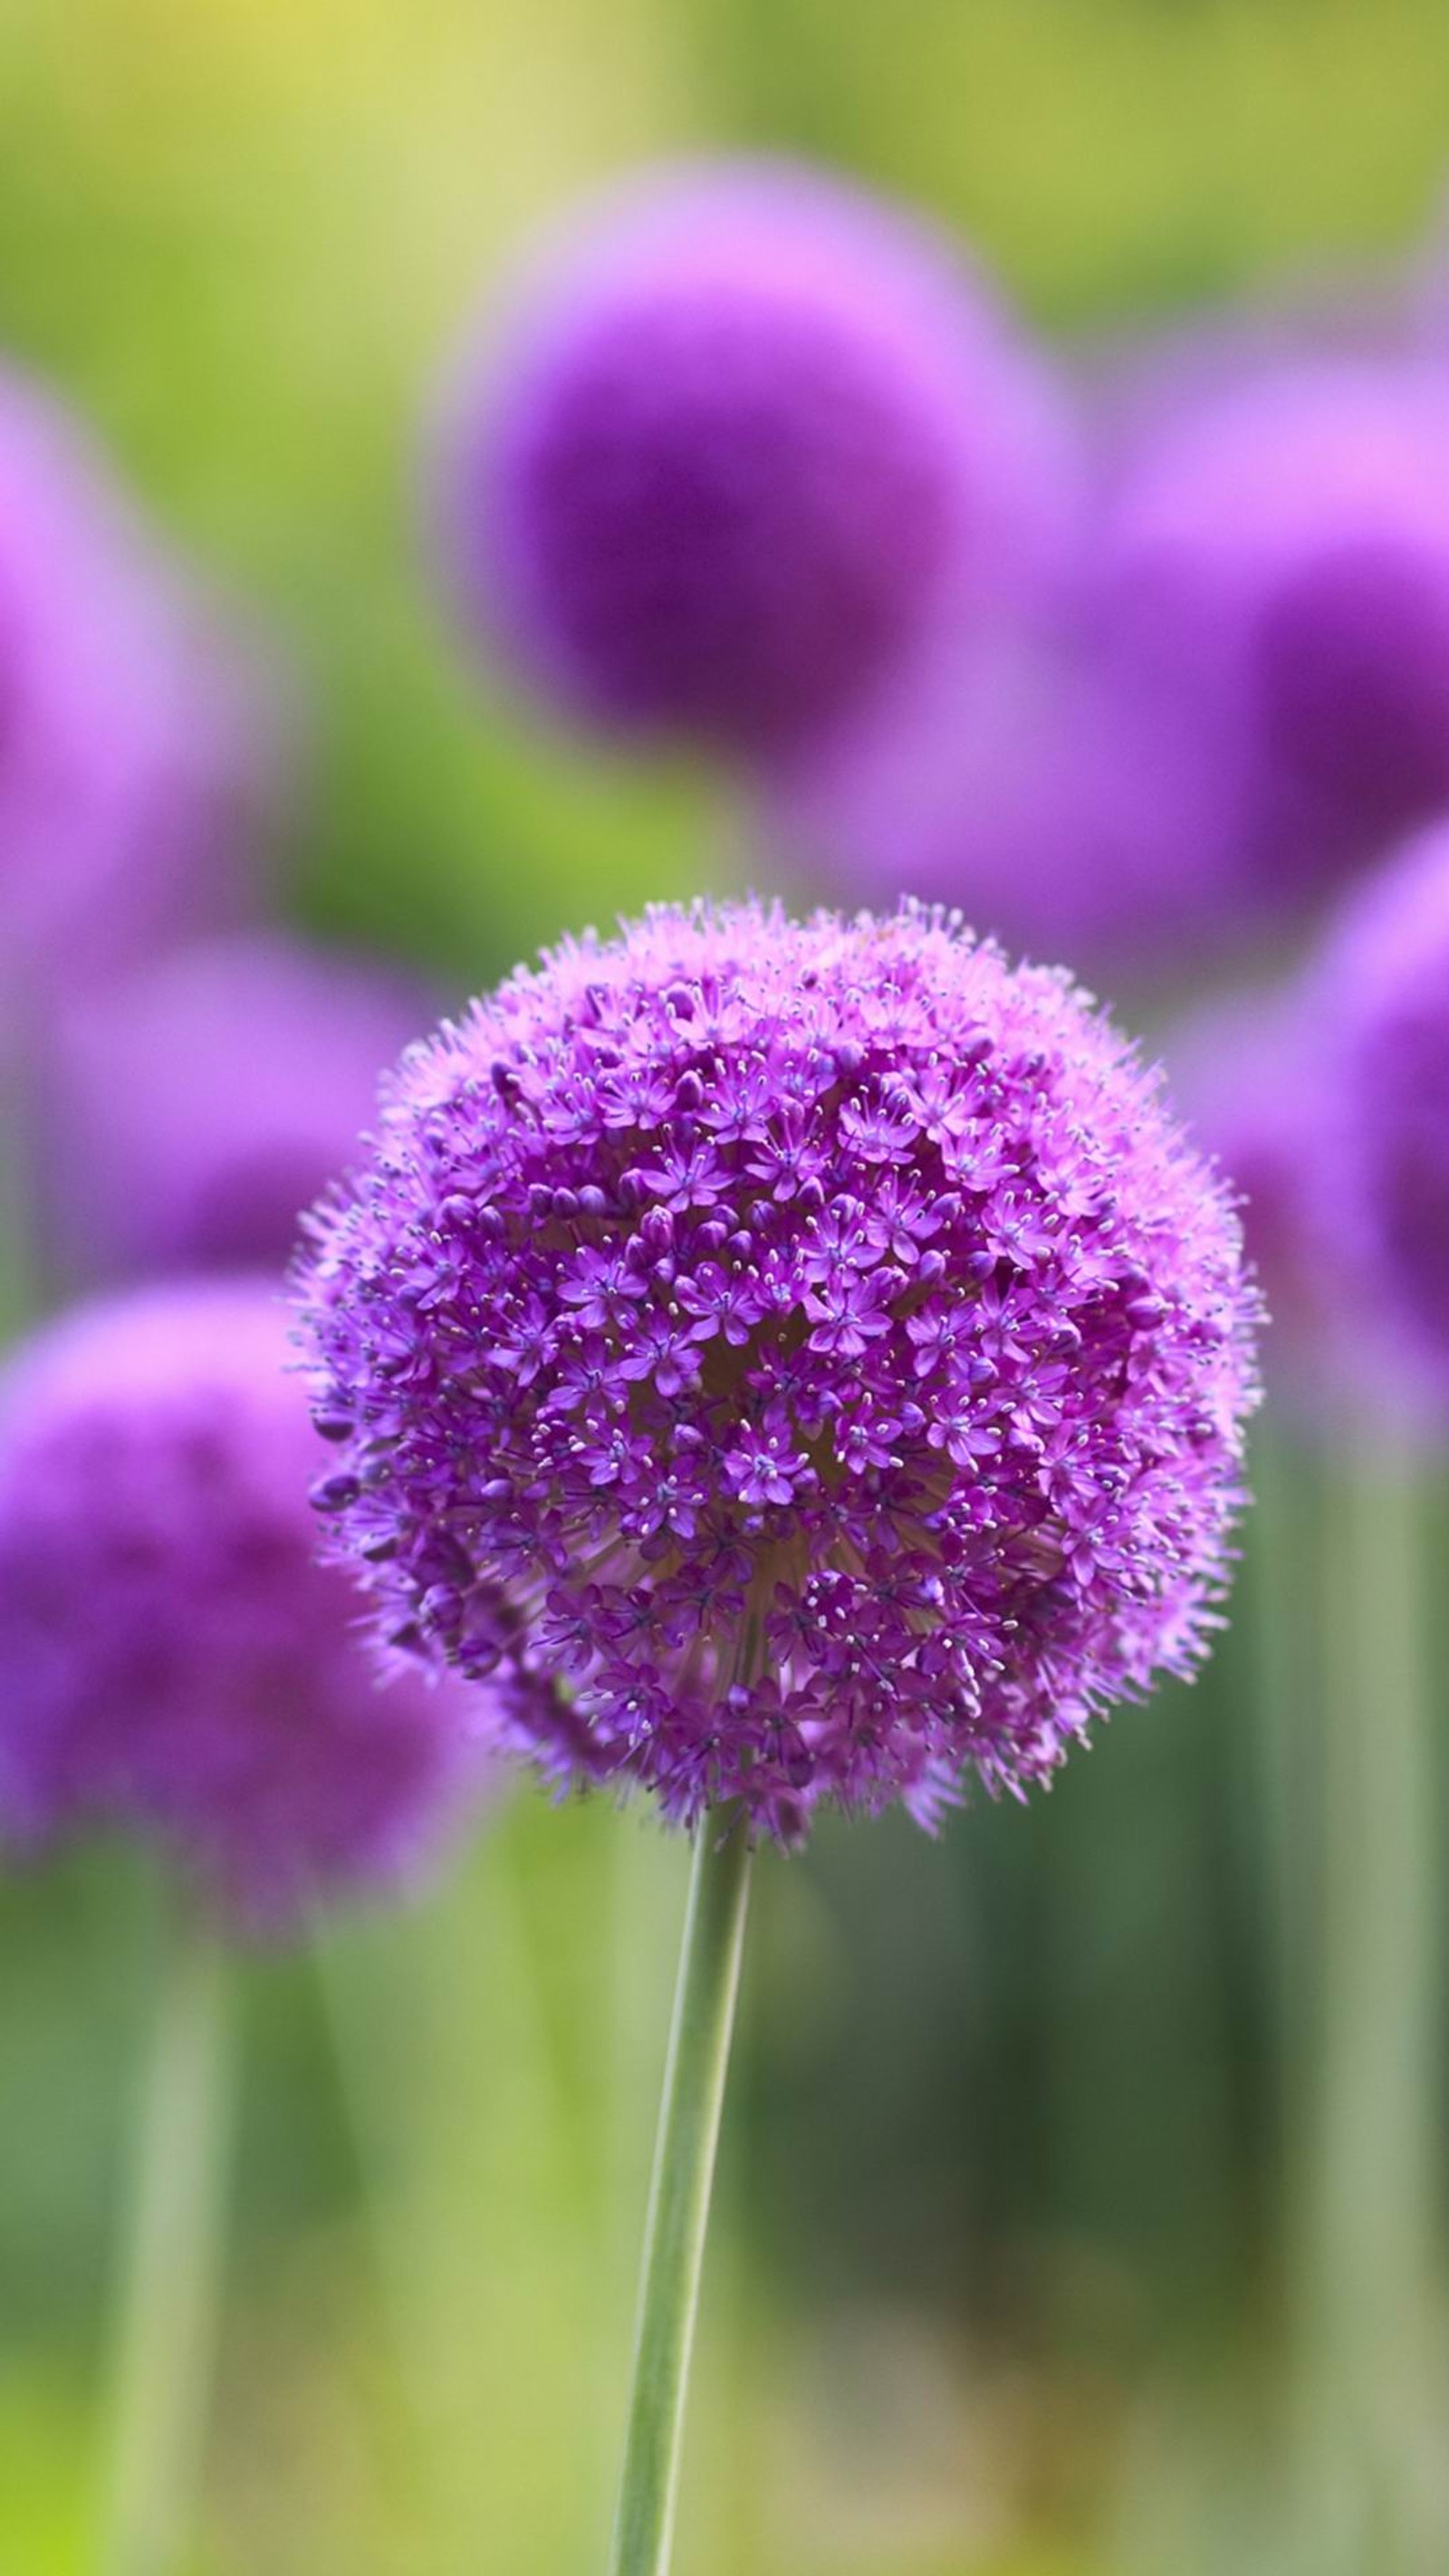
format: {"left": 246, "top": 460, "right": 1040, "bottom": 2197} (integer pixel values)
{"left": 45, "top": 932, "right": 434, "bottom": 1283}
{"left": 0, "top": 366, "right": 265, "bottom": 998}
{"left": 297, "top": 899, "right": 1260, "bottom": 1844}
{"left": 1310, "top": 822, "right": 1449, "bottom": 1400}
{"left": 0, "top": 1283, "right": 483, "bottom": 1928}
{"left": 435, "top": 159, "right": 1079, "bottom": 761}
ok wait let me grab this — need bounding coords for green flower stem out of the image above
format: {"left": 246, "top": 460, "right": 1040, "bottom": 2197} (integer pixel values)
{"left": 608, "top": 1804, "right": 753, "bottom": 2576}
{"left": 1291, "top": 1442, "right": 1438, "bottom": 2572}
{"left": 100, "top": 1903, "right": 235, "bottom": 2576}
{"left": 1251, "top": 1432, "right": 1321, "bottom": 2116}
{"left": 0, "top": 1022, "right": 42, "bottom": 1341}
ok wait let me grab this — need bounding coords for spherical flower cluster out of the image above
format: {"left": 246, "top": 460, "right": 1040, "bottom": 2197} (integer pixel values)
{"left": 0, "top": 367, "right": 265, "bottom": 998}
{"left": 296, "top": 899, "right": 1260, "bottom": 1844}
{"left": 45, "top": 933, "right": 434, "bottom": 1284}
{"left": 1099, "top": 360, "right": 1449, "bottom": 910}
{"left": 434, "top": 160, "right": 1080, "bottom": 762}
{"left": 0, "top": 1282, "right": 483, "bottom": 1927}
{"left": 1310, "top": 822, "right": 1449, "bottom": 1399}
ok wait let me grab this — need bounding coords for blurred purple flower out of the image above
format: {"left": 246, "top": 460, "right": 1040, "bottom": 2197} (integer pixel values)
{"left": 432, "top": 159, "right": 1080, "bottom": 761}
{"left": 44, "top": 932, "right": 434, "bottom": 1283}
{"left": 1163, "top": 986, "right": 1338, "bottom": 1397}
{"left": 768, "top": 611, "right": 1236, "bottom": 979}
{"left": 0, "top": 1281, "right": 487, "bottom": 1929}
{"left": 1310, "top": 823, "right": 1449, "bottom": 1406}
{"left": 1097, "top": 359, "right": 1449, "bottom": 912}
{"left": 1080, "top": 264, "right": 1414, "bottom": 457}
{"left": 295, "top": 898, "right": 1260, "bottom": 1845}
{"left": 778, "top": 357, "right": 1449, "bottom": 982}
{"left": 0, "top": 367, "right": 270, "bottom": 1004}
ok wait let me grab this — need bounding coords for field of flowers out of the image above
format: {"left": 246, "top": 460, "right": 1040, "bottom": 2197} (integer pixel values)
{"left": 2, "top": 5, "right": 1448, "bottom": 2571}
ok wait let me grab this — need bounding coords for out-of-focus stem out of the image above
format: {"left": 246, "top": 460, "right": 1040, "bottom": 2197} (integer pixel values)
{"left": 0, "top": 1013, "right": 42, "bottom": 1342}
{"left": 99, "top": 1904, "right": 234, "bottom": 2576}
{"left": 1291, "top": 1441, "right": 1439, "bottom": 2572}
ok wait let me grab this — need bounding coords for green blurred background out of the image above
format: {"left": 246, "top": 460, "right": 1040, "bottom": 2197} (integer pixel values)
{"left": 2, "top": 4, "right": 1448, "bottom": 2569}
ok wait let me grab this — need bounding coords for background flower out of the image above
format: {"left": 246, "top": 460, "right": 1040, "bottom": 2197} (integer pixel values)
{"left": 433, "top": 159, "right": 1080, "bottom": 762}
{"left": 1095, "top": 360, "right": 1449, "bottom": 917}
{"left": 768, "top": 610, "right": 1238, "bottom": 979}
{"left": 1307, "top": 822, "right": 1449, "bottom": 1406}
{"left": 0, "top": 367, "right": 269, "bottom": 1005}
{"left": 1163, "top": 985, "right": 1338, "bottom": 1400}
{"left": 0, "top": 1280, "right": 484, "bottom": 1927}
{"left": 43, "top": 932, "right": 436, "bottom": 1284}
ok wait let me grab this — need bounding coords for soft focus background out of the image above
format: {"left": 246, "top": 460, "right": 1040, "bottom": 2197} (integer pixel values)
{"left": 3, "top": 5, "right": 1449, "bottom": 2571}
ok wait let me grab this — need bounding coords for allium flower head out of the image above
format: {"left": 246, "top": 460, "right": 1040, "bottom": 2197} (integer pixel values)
{"left": 46, "top": 933, "right": 433, "bottom": 1283}
{"left": 1099, "top": 360, "right": 1449, "bottom": 909}
{"left": 435, "top": 160, "right": 1080, "bottom": 761}
{"left": 0, "top": 1282, "right": 481, "bottom": 1927}
{"left": 1311, "top": 822, "right": 1449, "bottom": 1399}
{"left": 296, "top": 899, "right": 1259, "bottom": 1844}
{"left": 0, "top": 369, "right": 266, "bottom": 996}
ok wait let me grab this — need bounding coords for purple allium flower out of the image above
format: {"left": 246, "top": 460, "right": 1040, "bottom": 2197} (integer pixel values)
{"left": 784, "top": 356, "right": 1449, "bottom": 978}
{"left": 0, "top": 369, "right": 267, "bottom": 1001}
{"left": 0, "top": 1281, "right": 483, "bottom": 1927}
{"left": 1081, "top": 269, "right": 1412, "bottom": 460}
{"left": 295, "top": 899, "right": 1260, "bottom": 1845}
{"left": 434, "top": 160, "right": 1080, "bottom": 762}
{"left": 1097, "top": 360, "right": 1449, "bottom": 912}
{"left": 1309, "top": 822, "right": 1449, "bottom": 1399}
{"left": 1163, "top": 987, "right": 1333, "bottom": 1390}
{"left": 769, "top": 613, "right": 1236, "bottom": 979}
{"left": 45, "top": 933, "right": 434, "bottom": 1284}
